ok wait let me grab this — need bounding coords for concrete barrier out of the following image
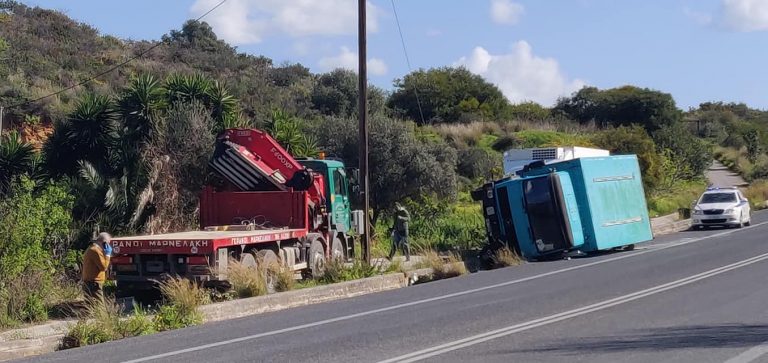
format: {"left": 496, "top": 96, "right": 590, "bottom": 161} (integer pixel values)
{"left": 200, "top": 273, "right": 408, "bottom": 323}
{"left": 651, "top": 213, "right": 692, "bottom": 237}
{"left": 0, "top": 273, "right": 409, "bottom": 361}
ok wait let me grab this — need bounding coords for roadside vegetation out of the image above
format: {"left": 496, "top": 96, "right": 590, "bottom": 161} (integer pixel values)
{"left": 2, "top": 0, "right": 767, "bottom": 332}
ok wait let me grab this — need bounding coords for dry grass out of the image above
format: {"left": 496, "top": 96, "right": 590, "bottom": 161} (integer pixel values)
{"left": 745, "top": 181, "right": 768, "bottom": 209}
{"left": 431, "top": 122, "right": 501, "bottom": 146}
{"left": 226, "top": 259, "right": 267, "bottom": 298}
{"left": 271, "top": 266, "right": 296, "bottom": 292}
{"left": 61, "top": 298, "right": 154, "bottom": 349}
{"left": 491, "top": 247, "right": 522, "bottom": 268}
{"left": 157, "top": 277, "right": 208, "bottom": 315}
{"left": 421, "top": 250, "right": 468, "bottom": 280}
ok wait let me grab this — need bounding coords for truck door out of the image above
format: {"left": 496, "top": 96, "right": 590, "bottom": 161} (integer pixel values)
{"left": 523, "top": 173, "right": 575, "bottom": 254}
{"left": 330, "top": 167, "right": 351, "bottom": 232}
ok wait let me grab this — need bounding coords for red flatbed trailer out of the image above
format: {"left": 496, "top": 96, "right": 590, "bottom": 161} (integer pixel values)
{"left": 111, "top": 229, "right": 308, "bottom": 255}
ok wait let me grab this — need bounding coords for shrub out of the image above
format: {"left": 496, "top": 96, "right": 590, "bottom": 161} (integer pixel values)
{"left": 226, "top": 260, "right": 267, "bottom": 298}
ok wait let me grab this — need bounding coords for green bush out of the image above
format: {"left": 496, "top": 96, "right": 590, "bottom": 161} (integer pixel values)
{"left": 514, "top": 129, "right": 595, "bottom": 148}
{"left": 0, "top": 177, "right": 74, "bottom": 327}
{"left": 152, "top": 304, "right": 201, "bottom": 331}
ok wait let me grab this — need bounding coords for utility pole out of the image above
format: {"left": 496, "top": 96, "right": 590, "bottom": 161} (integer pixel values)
{"left": 358, "top": 0, "right": 371, "bottom": 263}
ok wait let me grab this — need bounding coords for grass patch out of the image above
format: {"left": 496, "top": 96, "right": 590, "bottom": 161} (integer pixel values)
{"left": 491, "top": 247, "right": 522, "bottom": 268}
{"left": 272, "top": 266, "right": 296, "bottom": 292}
{"left": 647, "top": 181, "right": 707, "bottom": 217}
{"left": 153, "top": 277, "right": 207, "bottom": 331}
{"left": 318, "top": 259, "right": 380, "bottom": 284}
{"left": 745, "top": 181, "right": 768, "bottom": 210}
{"left": 226, "top": 259, "right": 268, "bottom": 298}
{"left": 60, "top": 299, "right": 155, "bottom": 349}
{"left": 420, "top": 250, "right": 468, "bottom": 280}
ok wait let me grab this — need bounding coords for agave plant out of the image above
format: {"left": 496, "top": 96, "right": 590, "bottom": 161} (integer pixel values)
{"left": 118, "top": 74, "right": 166, "bottom": 145}
{"left": 0, "top": 131, "right": 35, "bottom": 193}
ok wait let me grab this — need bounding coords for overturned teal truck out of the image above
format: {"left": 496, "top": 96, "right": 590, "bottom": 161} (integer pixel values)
{"left": 472, "top": 151, "right": 654, "bottom": 263}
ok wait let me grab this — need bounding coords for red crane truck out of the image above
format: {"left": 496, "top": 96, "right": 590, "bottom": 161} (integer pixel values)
{"left": 109, "top": 128, "right": 364, "bottom": 297}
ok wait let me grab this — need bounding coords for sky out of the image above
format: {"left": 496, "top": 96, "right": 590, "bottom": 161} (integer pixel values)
{"left": 20, "top": 0, "right": 768, "bottom": 110}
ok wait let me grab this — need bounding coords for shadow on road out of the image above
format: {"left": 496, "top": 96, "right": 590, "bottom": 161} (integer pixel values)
{"left": 511, "top": 324, "right": 768, "bottom": 355}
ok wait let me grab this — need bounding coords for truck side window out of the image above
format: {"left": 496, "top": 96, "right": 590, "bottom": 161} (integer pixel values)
{"left": 334, "top": 169, "right": 347, "bottom": 197}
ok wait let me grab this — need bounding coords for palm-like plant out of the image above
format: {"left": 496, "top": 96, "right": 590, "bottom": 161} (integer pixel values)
{"left": 66, "top": 93, "right": 119, "bottom": 173}
{"left": 0, "top": 131, "right": 35, "bottom": 193}
{"left": 166, "top": 73, "right": 212, "bottom": 106}
{"left": 118, "top": 74, "right": 167, "bottom": 145}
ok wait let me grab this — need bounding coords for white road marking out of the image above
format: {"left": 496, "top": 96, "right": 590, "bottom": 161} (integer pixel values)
{"left": 724, "top": 342, "right": 768, "bottom": 363}
{"left": 378, "top": 251, "right": 768, "bottom": 363}
{"left": 124, "top": 221, "right": 768, "bottom": 363}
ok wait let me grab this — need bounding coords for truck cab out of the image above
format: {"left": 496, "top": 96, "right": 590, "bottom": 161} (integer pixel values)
{"left": 297, "top": 159, "right": 355, "bottom": 232}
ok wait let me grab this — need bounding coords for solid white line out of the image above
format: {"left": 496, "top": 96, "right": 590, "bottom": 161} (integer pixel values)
{"left": 723, "top": 342, "right": 768, "bottom": 363}
{"left": 123, "top": 221, "right": 768, "bottom": 363}
{"left": 378, "top": 251, "right": 768, "bottom": 363}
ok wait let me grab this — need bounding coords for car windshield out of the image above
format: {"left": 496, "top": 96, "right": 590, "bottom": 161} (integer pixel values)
{"left": 700, "top": 193, "right": 737, "bottom": 204}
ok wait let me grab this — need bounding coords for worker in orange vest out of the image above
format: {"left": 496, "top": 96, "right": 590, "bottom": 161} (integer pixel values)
{"left": 81, "top": 232, "right": 112, "bottom": 305}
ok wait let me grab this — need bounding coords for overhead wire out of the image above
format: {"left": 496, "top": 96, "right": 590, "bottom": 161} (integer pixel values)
{"left": 3, "top": 0, "right": 229, "bottom": 110}
{"left": 390, "top": 0, "right": 426, "bottom": 125}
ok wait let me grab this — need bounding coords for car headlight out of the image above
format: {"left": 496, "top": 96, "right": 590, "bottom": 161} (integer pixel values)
{"left": 724, "top": 208, "right": 734, "bottom": 214}
{"left": 693, "top": 209, "right": 703, "bottom": 215}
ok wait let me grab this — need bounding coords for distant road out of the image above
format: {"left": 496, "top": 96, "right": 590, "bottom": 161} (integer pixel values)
{"left": 707, "top": 160, "right": 748, "bottom": 188}
{"left": 19, "top": 212, "right": 768, "bottom": 363}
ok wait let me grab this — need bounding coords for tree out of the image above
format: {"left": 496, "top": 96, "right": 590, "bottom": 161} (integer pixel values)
{"left": 592, "top": 126, "right": 662, "bottom": 192}
{"left": 652, "top": 124, "right": 712, "bottom": 180}
{"left": 388, "top": 67, "right": 509, "bottom": 124}
{"left": 457, "top": 148, "right": 500, "bottom": 180}
{"left": 310, "top": 69, "right": 387, "bottom": 117}
{"left": 744, "top": 129, "right": 762, "bottom": 164}
{"left": 313, "top": 115, "right": 458, "bottom": 223}
{"left": 554, "top": 86, "right": 682, "bottom": 131}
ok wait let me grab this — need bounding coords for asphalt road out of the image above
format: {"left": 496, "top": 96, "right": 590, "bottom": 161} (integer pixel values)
{"left": 20, "top": 211, "right": 768, "bottom": 363}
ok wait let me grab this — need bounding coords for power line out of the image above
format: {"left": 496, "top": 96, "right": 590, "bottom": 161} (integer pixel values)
{"left": 3, "top": 0, "right": 228, "bottom": 111}
{"left": 390, "top": 0, "right": 426, "bottom": 125}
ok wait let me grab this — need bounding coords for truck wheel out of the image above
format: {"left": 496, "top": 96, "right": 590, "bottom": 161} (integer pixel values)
{"left": 310, "top": 239, "right": 326, "bottom": 278}
{"left": 255, "top": 250, "right": 280, "bottom": 293}
{"left": 331, "top": 237, "right": 345, "bottom": 262}
{"left": 240, "top": 253, "right": 257, "bottom": 268}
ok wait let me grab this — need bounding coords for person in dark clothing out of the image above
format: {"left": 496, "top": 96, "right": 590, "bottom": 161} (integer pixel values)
{"left": 388, "top": 203, "right": 411, "bottom": 262}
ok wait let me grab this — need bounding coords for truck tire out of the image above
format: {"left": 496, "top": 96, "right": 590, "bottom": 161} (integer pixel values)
{"left": 240, "top": 253, "right": 257, "bottom": 268}
{"left": 255, "top": 250, "right": 280, "bottom": 293}
{"left": 331, "top": 236, "right": 345, "bottom": 262}
{"left": 310, "top": 239, "right": 326, "bottom": 278}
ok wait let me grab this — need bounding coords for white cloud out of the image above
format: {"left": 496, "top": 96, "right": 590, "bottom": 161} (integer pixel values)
{"left": 367, "top": 58, "right": 388, "bottom": 76}
{"left": 721, "top": 0, "right": 768, "bottom": 31}
{"left": 490, "top": 0, "right": 525, "bottom": 25}
{"left": 426, "top": 28, "right": 443, "bottom": 37}
{"left": 455, "top": 41, "right": 585, "bottom": 106}
{"left": 190, "top": 0, "right": 381, "bottom": 45}
{"left": 318, "top": 47, "right": 388, "bottom": 76}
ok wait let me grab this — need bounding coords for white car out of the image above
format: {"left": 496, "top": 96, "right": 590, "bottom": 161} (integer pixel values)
{"left": 692, "top": 187, "right": 751, "bottom": 229}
